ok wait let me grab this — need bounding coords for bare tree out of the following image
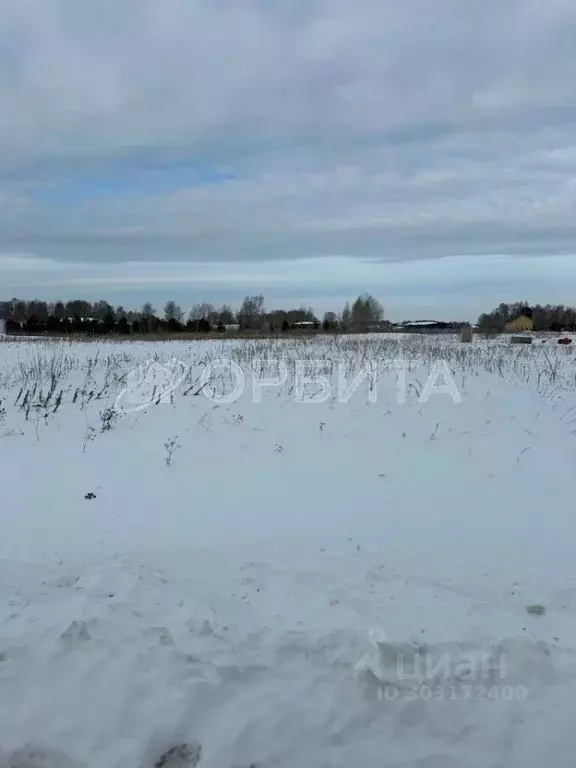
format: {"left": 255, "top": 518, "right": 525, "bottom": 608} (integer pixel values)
{"left": 238, "top": 295, "right": 265, "bottom": 330}
{"left": 12, "top": 300, "right": 27, "bottom": 322}
{"left": 341, "top": 302, "right": 352, "bottom": 331}
{"left": 351, "top": 294, "right": 383, "bottom": 330}
{"left": 65, "top": 300, "right": 92, "bottom": 319}
{"left": 189, "top": 302, "right": 216, "bottom": 321}
{"left": 217, "top": 304, "right": 236, "bottom": 325}
{"left": 92, "top": 300, "right": 115, "bottom": 320}
{"left": 164, "top": 301, "right": 184, "bottom": 323}
{"left": 139, "top": 302, "right": 156, "bottom": 333}
{"left": 27, "top": 300, "right": 49, "bottom": 321}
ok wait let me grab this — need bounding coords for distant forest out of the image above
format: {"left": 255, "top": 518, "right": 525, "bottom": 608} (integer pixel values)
{"left": 2, "top": 295, "right": 572, "bottom": 336}
{"left": 477, "top": 302, "right": 576, "bottom": 332}
{"left": 0, "top": 294, "right": 385, "bottom": 335}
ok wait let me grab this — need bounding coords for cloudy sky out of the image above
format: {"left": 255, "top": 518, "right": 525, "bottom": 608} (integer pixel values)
{"left": 2, "top": 0, "right": 576, "bottom": 320}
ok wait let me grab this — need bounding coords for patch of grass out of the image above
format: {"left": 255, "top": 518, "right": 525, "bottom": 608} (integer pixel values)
{"left": 526, "top": 603, "right": 546, "bottom": 616}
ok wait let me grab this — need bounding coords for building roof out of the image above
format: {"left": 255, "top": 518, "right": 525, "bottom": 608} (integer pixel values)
{"left": 403, "top": 320, "right": 441, "bottom": 327}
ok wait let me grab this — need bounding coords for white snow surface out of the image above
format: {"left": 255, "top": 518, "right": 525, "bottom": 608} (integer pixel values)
{"left": 1, "top": 334, "right": 576, "bottom": 767}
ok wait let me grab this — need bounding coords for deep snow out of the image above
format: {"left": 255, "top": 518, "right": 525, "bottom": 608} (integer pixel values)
{"left": 1, "top": 334, "right": 576, "bottom": 767}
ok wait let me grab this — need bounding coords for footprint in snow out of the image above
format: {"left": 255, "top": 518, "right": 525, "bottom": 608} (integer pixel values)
{"left": 153, "top": 742, "right": 202, "bottom": 768}
{"left": 58, "top": 620, "right": 91, "bottom": 650}
{"left": 6, "top": 744, "right": 84, "bottom": 768}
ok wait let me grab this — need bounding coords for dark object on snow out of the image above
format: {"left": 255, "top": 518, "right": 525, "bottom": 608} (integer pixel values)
{"left": 526, "top": 603, "right": 546, "bottom": 616}
{"left": 510, "top": 336, "right": 533, "bottom": 344}
{"left": 84, "top": 492, "right": 96, "bottom": 500}
{"left": 154, "top": 743, "right": 202, "bottom": 768}
{"left": 8, "top": 744, "right": 84, "bottom": 767}
{"left": 558, "top": 337, "right": 572, "bottom": 345}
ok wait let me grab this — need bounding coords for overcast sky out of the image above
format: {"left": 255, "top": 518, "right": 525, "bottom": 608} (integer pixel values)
{"left": 2, "top": 0, "right": 576, "bottom": 320}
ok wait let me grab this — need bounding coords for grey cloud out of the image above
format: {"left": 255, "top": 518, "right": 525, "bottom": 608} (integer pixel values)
{"left": 3, "top": 0, "right": 576, "bottom": 161}
{"left": 2, "top": 0, "right": 576, "bottom": 274}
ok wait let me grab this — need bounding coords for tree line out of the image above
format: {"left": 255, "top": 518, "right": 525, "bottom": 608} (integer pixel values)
{"left": 477, "top": 302, "right": 576, "bottom": 332}
{"left": 0, "top": 293, "right": 386, "bottom": 336}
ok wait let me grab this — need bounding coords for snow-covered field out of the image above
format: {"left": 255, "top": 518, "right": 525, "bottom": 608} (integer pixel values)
{"left": 1, "top": 333, "right": 576, "bottom": 767}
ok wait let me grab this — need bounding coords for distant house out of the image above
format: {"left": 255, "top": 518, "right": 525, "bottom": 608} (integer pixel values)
{"left": 292, "top": 320, "right": 318, "bottom": 330}
{"left": 398, "top": 320, "right": 447, "bottom": 333}
{"left": 403, "top": 320, "right": 441, "bottom": 328}
{"left": 366, "top": 320, "right": 391, "bottom": 332}
{"left": 505, "top": 315, "right": 533, "bottom": 333}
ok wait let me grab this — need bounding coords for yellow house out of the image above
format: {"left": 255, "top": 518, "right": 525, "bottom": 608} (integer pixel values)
{"left": 505, "top": 315, "right": 533, "bottom": 332}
